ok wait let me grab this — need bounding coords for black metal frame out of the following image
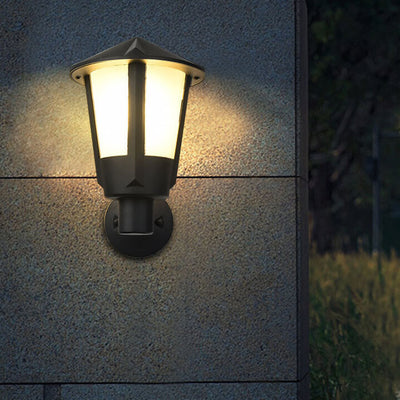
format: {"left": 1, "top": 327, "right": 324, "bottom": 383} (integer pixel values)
{"left": 171, "top": 74, "right": 192, "bottom": 187}
{"left": 70, "top": 37, "right": 205, "bottom": 86}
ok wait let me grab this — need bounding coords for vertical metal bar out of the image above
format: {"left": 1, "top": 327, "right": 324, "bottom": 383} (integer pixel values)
{"left": 84, "top": 75, "right": 103, "bottom": 185}
{"left": 128, "top": 62, "right": 146, "bottom": 185}
{"left": 170, "top": 74, "right": 192, "bottom": 187}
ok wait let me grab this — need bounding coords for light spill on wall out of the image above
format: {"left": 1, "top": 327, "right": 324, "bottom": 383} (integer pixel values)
{"left": 1, "top": 68, "right": 282, "bottom": 178}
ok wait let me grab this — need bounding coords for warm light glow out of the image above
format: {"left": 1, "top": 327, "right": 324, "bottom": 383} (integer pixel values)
{"left": 145, "top": 65, "right": 185, "bottom": 159}
{"left": 90, "top": 65, "right": 128, "bottom": 158}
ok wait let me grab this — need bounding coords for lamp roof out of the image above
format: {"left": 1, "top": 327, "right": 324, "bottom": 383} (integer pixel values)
{"left": 70, "top": 37, "right": 205, "bottom": 86}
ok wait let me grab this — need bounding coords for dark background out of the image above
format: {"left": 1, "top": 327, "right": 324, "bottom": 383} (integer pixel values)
{"left": 308, "top": 0, "right": 400, "bottom": 254}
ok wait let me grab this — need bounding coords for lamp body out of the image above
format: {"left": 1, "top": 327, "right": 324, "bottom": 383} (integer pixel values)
{"left": 85, "top": 63, "right": 190, "bottom": 200}
{"left": 70, "top": 37, "right": 204, "bottom": 256}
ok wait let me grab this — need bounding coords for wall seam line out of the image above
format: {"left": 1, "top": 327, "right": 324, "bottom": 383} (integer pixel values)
{"left": 0, "top": 380, "right": 304, "bottom": 385}
{"left": 294, "top": 0, "right": 300, "bottom": 383}
{"left": 0, "top": 176, "right": 308, "bottom": 181}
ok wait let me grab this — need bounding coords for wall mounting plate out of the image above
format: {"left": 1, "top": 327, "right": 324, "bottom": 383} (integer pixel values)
{"left": 104, "top": 199, "right": 173, "bottom": 257}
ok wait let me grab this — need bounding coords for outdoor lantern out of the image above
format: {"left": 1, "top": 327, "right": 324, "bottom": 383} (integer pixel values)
{"left": 70, "top": 37, "right": 205, "bottom": 257}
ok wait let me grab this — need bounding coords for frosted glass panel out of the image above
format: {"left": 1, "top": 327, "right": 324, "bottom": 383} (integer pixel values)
{"left": 145, "top": 65, "right": 185, "bottom": 159}
{"left": 90, "top": 65, "right": 128, "bottom": 158}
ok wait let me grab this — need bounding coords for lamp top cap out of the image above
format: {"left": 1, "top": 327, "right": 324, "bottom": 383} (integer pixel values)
{"left": 70, "top": 37, "right": 205, "bottom": 86}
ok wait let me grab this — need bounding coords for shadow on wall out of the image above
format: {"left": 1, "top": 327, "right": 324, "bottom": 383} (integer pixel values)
{"left": 1, "top": 68, "right": 290, "bottom": 177}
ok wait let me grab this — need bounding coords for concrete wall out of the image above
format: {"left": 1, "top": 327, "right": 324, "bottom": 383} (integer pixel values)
{"left": 0, "top": 0, "right": 308, "bottom": 398}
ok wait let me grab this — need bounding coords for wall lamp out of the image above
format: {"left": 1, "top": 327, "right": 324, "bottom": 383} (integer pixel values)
{"left": 70, "top": 38, "right": 204, "bottom": 257}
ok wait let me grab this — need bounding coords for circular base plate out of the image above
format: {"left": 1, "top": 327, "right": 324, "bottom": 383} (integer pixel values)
{"left": 104, "top": 200, "right": 173, "bottom": 258}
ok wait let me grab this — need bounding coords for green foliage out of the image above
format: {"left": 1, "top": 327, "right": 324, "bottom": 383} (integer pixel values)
{"left": 310, "top": 252, "right": 400, "bottom": 399}
{"left": 308, "top": 0, "right": 400, "bottom": 252}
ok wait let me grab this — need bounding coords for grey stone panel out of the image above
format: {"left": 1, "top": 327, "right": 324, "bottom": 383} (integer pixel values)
{"left": 0, "top": 385, "right": 43, "bottom": 400}
{"left": 61, "top": 382, "right": 298, "bottom": 399}
{"left": 0, "top": 0, "right": 298, "bottom": 178}
{"left": 0, "top": 178, "right": 299, "bottom": 382}
{"left": 44, "top": 384, "right": 62, "bottom": 400}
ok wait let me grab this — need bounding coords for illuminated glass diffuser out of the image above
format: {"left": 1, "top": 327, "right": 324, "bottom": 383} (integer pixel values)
{"left": 70, "top": 38, "right": 204, "bottom": 257}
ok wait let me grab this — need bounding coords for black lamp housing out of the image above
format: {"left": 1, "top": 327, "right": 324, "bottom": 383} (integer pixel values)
{"left": 70, "top": 38, "right": 204, "bottom": 257}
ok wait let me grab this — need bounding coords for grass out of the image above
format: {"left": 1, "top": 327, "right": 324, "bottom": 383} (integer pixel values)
{"left": 310, "top": 251, "right": 400, "bottom": 399}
